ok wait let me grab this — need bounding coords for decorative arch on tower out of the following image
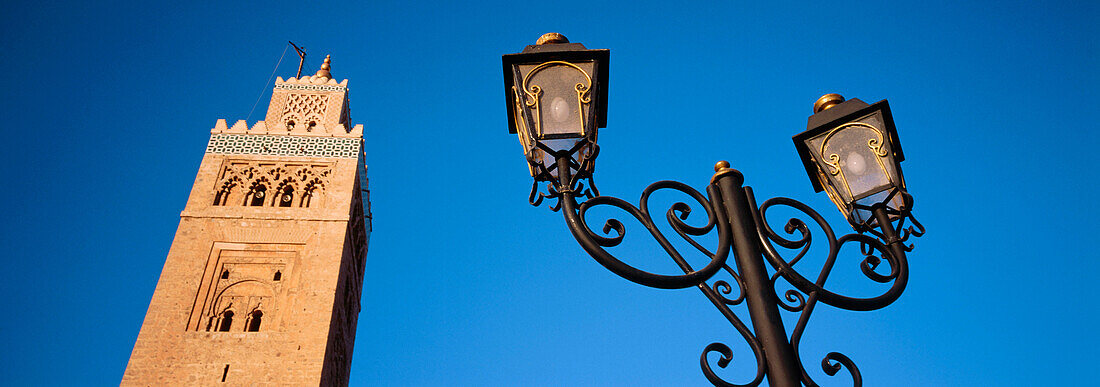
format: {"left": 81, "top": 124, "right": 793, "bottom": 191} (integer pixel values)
{"left": 273, "top": 178, "right": 298, "bottom": 207}
{"left": 209, "top": 161, "right": 334, "bottom": 208}
{"left": 245, "top": 178, "right": 271, "bottom": 206}
{"left": 301, "top": 177, "right": 326, "bottom": 208}
{"left": 208, "top": 280, "right": 275, "bottom": 333}
{"left": 212, "top": 176, "right": 243, "bottom": 206}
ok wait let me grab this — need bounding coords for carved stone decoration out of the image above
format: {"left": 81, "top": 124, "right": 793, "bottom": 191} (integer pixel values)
{"left": 281, "top": 93, "right": 327, "bottom": 131}
{"left": 188, "top": 246, "right": 297, "bottom": 333}
{"left": 212, "top": 160, "right": 332, "bottom": 208}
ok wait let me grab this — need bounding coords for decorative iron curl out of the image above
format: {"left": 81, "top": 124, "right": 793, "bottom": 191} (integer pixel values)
{"left": 785, "top": 288, "right": 865, "bottom": 387}
{"left": 558, "top": 180, "right": 733, "bottom": 289}
{"left": 894, "top": 192, "right": 925, "bottom": 252}
{"left": 700, "top": 341, "right": 766, "bottom": 387}
{"left": 529, "top": 180, "right": 563, "bottom": 211}
{"left": 712, "top": 270, "right": 746, "bottom": 306}
{"left": 794, "top": 351, "right": 863, "bottom": 387}
{"left": 777, "top": 288, "right": 806, "bottom": 312}
{"left": 855, "top": 191, "right": 925, "bottom": 252}
{"left": 820, "top": 352, "right": 862, "bottom": 385}
{"left": 527, "top": 142, "right": 601, "bottom": 211}
{"left": 747, "top": 189, "right": 908, "bottom": 312}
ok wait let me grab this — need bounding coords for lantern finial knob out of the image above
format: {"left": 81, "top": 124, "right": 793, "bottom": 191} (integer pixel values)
{"left": 714, "top": 160, "right": 730, "bottom": 172}
{"left": 814, "top": 93, "right": 845, "bottom": 114}
{"left": 536, "top": 33, "right": 569, "bottom": 45}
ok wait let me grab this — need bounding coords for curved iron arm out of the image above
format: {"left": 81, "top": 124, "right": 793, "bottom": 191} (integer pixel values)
{"left": 559, "top": 178, "right": 733, "bottom": 290}
{"left": 748, "top": 190, "right": 909, "bottom": 312}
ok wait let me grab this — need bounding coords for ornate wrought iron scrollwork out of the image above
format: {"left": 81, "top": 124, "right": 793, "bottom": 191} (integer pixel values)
{"left": 536, "top": 156, "right": 921, "bottom": 386}
{"left": 697, "top": 262, "right": 767, "bottom": 387}
{"left": 750, "top": 190, "right": 909, "bottom": 312}
{"left": 701, "top": 338, "right": 766, "bottom": 387}
{"left": 551, "top": 172, "right": 772, "bottom": 385}
{"left": 560, "top": 179, "right": 732, "bottom": 289}
{"left": 856, "top": 191, "right": 925, "bottom": 252}
{"left": 528, "top": 143, "right": 600, "bottom": 212}
{"left": 746, "top": 187, "right": 921, "bottom": 386}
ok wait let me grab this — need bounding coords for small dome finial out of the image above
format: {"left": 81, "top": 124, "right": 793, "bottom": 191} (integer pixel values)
{"left": 813, "top": 93, "right": 845, "bottom": 114}
{"left": 536, "top": 33, "right": 569, "bottom": 45}
{"left": 315, "top": 55, "right": 332, "bottom": 78}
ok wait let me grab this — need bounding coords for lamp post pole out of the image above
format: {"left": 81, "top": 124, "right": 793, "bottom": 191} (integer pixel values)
{"left": 713, "top": 164, "right": 801, "bottom": 387}
{"left": 503, "top": 33, "right": 925, "bottom": 386}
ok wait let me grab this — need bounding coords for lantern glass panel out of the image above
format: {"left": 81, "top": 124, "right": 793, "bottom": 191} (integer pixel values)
{"left": 515, "top": 61, "right": 596, "bottom": 140}
{"left": 510, "top": 81, "right": 591, "bottom": 180}
{"left": 804, "top": 111, "right": 900, "bottom": 207}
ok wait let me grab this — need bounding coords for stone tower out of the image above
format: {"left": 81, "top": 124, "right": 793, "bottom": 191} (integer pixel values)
{"left": 122, "top": 56, "right": 371, "bottom": 385}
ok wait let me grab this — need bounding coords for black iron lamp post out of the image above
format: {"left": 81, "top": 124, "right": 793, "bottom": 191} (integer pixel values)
{"left": 502, "top": 34, "right": 924, "bottom": 387}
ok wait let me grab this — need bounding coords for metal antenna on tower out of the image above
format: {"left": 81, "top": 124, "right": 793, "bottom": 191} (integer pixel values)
{"left": 289, "top": 41, "right": 307, "bottom": 78}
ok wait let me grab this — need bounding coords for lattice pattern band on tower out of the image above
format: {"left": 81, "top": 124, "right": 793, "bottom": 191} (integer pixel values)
{"left": 206, "top": 134, "right": 360, "bottom": 158}
{"left": 274, "top": 84, "right": 347, "bottom": 92}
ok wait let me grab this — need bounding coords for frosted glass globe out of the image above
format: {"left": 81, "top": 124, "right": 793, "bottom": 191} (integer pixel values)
{"left": 550, "top": 97, "right": 569, "bottom": 122}
{"left": 846, "top": 151, "right": 867, "bottom": 175}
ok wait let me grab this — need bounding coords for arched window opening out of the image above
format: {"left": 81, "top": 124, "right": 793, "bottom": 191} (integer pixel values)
{"left": 247, "top": 310, "right": 263, "bottom": 332}
{"left": 218, "top": 311, "right": 234, "bottom": 332}
{"left": 278, "top": 186, "right": 294, "bottom": 208}
{"left": 307, "top": 121, "right": 317, "bottom": 132}
{"left": 213, "top": 189, "right": 227, "bottom": 206}
{"left": 221, "top": 270, "right": 230, "bottom": 279}
{"left": 286, "top": 120, "right": 296, "bottom": 130}
{"left": 273, "top": 271, "right": 282, "bottom": 281}
{"left": 300, "top": 190, "right": 313, "bottom": 208}
{"left": 301, "top": 181, "right": 321, "bottom": 208}
{"left": 249, "top": 185, "right": 267, "bottom": 206}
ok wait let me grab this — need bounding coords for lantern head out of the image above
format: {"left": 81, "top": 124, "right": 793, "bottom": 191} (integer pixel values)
{"left": 794, "top": 94, "right": 908, "bottom": 229}
{"left": 503, "top": 33, "right": 609, "bottom": 185}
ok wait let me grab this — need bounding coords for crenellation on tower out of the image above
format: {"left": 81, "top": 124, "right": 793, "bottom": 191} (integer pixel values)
{"left": 123, "top": 54, "right": 370, "bottom": 386}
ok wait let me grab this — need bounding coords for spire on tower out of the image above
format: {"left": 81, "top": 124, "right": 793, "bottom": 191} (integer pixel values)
{"left": 315, "top": 55, "right": 332, "bottom": 78}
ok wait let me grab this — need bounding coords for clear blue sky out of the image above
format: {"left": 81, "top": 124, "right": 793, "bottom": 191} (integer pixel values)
{"left": 1, "top": 0, "right": 1097, "bottom": 385}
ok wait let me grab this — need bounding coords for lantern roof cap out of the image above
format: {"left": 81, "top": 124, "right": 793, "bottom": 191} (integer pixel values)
{"left": 805, "top": 97, "right": 870, "bottom": 130}
{"left": 517, "top": 41, "right": 591, "bottom": 54}
{"left": 814, "top": 93, "right": 846, "bottom": 114}
{"left": 536, "top": 32, "right": 569, "bottom": 45}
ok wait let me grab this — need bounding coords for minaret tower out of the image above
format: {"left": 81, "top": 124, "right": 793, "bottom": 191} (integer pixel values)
{"left": 123, "top": 56, "right": 371, "bottom": 385}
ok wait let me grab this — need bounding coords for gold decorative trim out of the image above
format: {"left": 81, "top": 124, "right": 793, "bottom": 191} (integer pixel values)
{"left": 512, "top": 86, "right": 537, "bottom": 176}
{"left": 520, "top": 61, "right": 593, "bottom": 138}
{"left": 818, "top": 121, "right": 893, "bottom": 201}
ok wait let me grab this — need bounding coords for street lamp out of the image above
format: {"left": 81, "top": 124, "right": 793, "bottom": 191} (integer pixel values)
{"left": 502, "top": 32, "right": 609, "bottom": 207}
{"left": 502, "top": 34, "right": 924, "bottom": 387}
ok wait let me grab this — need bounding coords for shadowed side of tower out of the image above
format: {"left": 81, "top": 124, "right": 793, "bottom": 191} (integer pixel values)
{"left": 122, "top": 56, "right": 371, "bottom": 386}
